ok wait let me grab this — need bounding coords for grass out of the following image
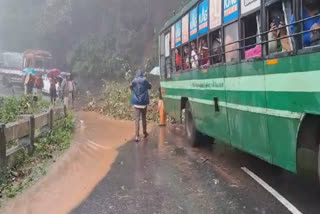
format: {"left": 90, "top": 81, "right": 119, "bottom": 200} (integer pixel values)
{"left": 0, "top": 113, "right": 75, "bottom": 207}
{"left": 0, "top": 95, "right": 50, "bottom": 124}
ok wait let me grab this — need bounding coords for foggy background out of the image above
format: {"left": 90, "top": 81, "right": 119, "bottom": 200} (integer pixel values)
{"left": 0, "top": 0, "right": 190, "bottom": 79}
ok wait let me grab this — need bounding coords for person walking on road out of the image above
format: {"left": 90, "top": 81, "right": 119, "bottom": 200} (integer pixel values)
{"left": 61, "top": 74, "right": 75, "bottom": 109}
{"left": 49, "top": 77, "right": 57, "bottom": 105}
{"left": 130, "top": 70, "right": 152, "bottom": 142}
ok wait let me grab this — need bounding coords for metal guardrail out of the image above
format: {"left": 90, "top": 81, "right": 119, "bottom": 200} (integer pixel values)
{"left": 0, "top": 105, "right": 67, "bottom": 176}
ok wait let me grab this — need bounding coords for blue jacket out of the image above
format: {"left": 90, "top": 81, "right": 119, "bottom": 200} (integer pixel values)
{"left": 290, "top": 9, "right": 320, "bottom": 47}
{"left": 130, "top": 73, "right": 152, "bottom": 106}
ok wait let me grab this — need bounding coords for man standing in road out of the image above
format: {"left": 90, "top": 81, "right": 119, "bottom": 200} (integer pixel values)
{"left": 130, "top": 70, "right": 152, "bottom": 142}
{"left": 61, "top": 74, "right": 75, "bottom": 109}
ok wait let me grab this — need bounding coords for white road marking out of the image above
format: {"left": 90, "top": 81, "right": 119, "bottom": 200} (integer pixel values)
{"left": 241, "top": 167, "right": 303, "bottom": 214}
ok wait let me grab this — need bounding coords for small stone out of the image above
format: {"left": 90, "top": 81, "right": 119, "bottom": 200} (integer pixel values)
{"left": 213, "top": 179, "right": 219, "bottom": 185}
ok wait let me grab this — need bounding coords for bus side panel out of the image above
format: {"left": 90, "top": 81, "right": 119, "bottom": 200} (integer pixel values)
{"left": 190, "top": 67, "right": 230, "bottom": 144}
{"left": 264, "top": 55, "right": 306, "bottom": 173}
{"left": 225, "top": 62, "right": 272, "bottom": 162}
{"left": 192, "top": 102, "right": 230, "bottom": 144}
{"left": 226, "top": 110, "right": 271, "bottom": 161}
{"left": 266, "top": 116, "right": 299, "bottom": 172}
{"left": 163, "top": 97, "right": 181, "bottom": 121}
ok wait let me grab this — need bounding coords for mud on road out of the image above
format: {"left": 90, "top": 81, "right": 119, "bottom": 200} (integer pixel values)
{"left": 2, "top": 111, "right": 320, "bottom": 214}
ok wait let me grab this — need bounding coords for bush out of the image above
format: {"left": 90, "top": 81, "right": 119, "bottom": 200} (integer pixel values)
{"left": 0, "top": 95, "right": 50, "bottom": 123}
{"left": 87, "top": 81, "right": 159, "bottom": 122}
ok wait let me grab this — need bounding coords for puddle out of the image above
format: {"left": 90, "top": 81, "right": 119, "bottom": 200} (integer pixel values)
{"left": 3, "top": 111, "right": 135, "bottom": 214}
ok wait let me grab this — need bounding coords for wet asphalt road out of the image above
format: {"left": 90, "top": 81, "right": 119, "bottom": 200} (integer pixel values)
{"left": 70, "top": 124, "right": 320, "bottom": 214}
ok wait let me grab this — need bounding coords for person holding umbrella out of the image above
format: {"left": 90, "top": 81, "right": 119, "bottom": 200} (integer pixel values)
{"left": 49, "top": 77, "right": 57, "bottom": 104}
{"left": 47, "top": 69, "right": 61, "bottom": 105}
{"left": 23, "top": 68, "right": 36, "bottom": 95}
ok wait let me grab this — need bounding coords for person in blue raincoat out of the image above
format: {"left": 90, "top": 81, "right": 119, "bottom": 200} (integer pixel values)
{"left": 130, "top": 70, "right": 152, "bottom": 142}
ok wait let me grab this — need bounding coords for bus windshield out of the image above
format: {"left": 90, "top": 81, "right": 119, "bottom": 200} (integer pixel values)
{"left": 1, "top": 52, "right": 23, "bottom": 70}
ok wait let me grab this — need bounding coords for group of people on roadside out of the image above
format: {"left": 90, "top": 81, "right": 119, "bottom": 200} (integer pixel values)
{"left": 175, "top": 38, "right": 210, "bottom": 72}
{"left": 23, "top": 71, "right": 76, "bottom": 109}
{"left": 49, "top": 74, "right": 76, "bottom": 108}
{"left": 24, "top": 72, "right": 44, "bottom": 97}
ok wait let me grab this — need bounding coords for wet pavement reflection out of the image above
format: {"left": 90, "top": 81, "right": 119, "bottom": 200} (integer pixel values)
{"left": 2, "top": 111, "right": 320, "bottom": 214}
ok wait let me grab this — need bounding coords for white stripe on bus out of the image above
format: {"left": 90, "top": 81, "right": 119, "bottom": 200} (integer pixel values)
{"left": 161, "top": 70, "right": 320, "bottom": 92}
{"left": 163, "top": 95, "right": 302, "bottom": 119}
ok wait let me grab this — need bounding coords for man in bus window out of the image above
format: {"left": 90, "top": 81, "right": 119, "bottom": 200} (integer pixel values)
{"left": 211, "top": 36, "right": 223, "bottom": 64}
{"left": 225, "top": 35, "right": 239, "bottom": 62}
{"left": 199, "top": 39, "right": 210, "bottom": 67}
{"left": 268, "top": 9, "right": 292, "bottom": 53}
{"left": 175, "top": 49, "right": 182, "bottom": 71}
{"left": 189, "top": 42, "right": 199, "bottom": 68}
{"left": 183, "top": 46, "right": 190, "bottom": 70}
{"left": 290, "top": 0, "right": 320, "bottom": 47}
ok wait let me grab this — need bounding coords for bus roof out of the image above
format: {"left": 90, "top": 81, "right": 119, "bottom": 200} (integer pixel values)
{"left": 160, "top": 0, "right": 198, "bottom": 34}
{"left": 24, "top": 50, "right": 52, "bottom": 58}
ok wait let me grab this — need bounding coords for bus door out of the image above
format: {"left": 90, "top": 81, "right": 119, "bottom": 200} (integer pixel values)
{"left": 224, "top": 17, "right": 271, "bottom": 162}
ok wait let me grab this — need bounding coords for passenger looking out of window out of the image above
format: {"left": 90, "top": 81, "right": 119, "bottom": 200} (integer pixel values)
{"left": 225, "top": 35, "right": 239, "bottom": 62}
{"left": 189, "top": 42, "right": 199, "bottom": 68}
{"left": 211, "top": 36, "right": 223, "bottom": 64}
{"left": 268, "top": 9, "right": 292, "bottom": 53}
{"left": 199, "top": 39, "right": 210, "bottom": 67}
{"left": 290, "top": 0, "right": 320, "bottom": 47}
{"left": 175, "top": 49, "right": 182, "bottom": 71}
{"left": 183, "top": 46, "right": 190, "bottom": 70}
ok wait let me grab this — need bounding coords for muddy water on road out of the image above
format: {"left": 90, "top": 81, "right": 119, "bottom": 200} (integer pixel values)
{"left": 3, "top": 111, "right": 135, "bottom": 214}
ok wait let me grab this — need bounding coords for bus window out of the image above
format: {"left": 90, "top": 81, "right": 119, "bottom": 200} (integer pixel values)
{"left": 210, "top": 30, "right": 223, "bottom": 65}
{"left": 291, "top": 0, "right": 320, "bottom": 47}
{"left": 199, "top": 37, "right": 210, "bottom": 68}
{"left": 267, "top": 2, "right": 292, "bottom": 54}
{"left": 159, "top": 33, "right": 166, "bottom": 79}
{"left": 190, "top": 41, "right": 199, "bottom": 68}
{"left": 182, "top": 45, "right": 190, "bottom": 70}
{"left": 171, "top": 50, "right": 176, "bottom": 74}
{"left": 175, "top": 49, "right": 182, "bottom": 72}
{"left": 244, "top": 13, "right": 262, "bottom": 59}
{"left": 224, "top": 22, "right": 240, "bottom": 63}
{"left": 34, "top": 58, "right": 44, "bottom": 69}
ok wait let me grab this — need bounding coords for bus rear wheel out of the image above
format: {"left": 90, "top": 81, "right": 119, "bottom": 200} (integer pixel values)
{"left": 184, "top": 101, "right": 213, "bottom": 147}
{"left": 297, "top": 116, "right": 320, "bottom": 183}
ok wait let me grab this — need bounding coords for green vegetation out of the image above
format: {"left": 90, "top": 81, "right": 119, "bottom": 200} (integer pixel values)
{"left": 67, "top": 35, "right": 131, "bottom": 79}
{"left": 0, "top": 96, "right": 50, "bottom": 124}
{"left": 87, "top": 81, "right": 159, "bottom": 122}
{"left": 0, "top": 113, "right": 75, "bottom": 204}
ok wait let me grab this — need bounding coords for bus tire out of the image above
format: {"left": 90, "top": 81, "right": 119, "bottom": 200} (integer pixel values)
{"left": 297, "top": 115, "right": 320, "bottom": 182}
{"left": 185, "top": 101, "right": 214, "bottom": 147}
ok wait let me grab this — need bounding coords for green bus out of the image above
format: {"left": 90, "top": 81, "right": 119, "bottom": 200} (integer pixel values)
{"left": 158, "top": 0, "right": 320, "bottom": 181}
